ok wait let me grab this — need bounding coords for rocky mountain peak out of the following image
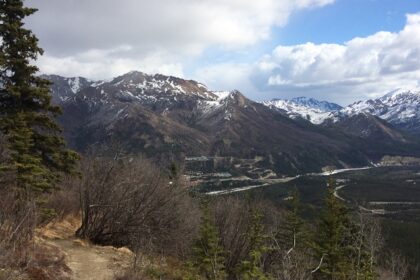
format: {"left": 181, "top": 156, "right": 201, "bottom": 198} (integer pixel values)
{"left": 41, "top": 71, "right": 420, "bottom": 176}
{"left": 341, "top": 88, "right": 420, "bottom": 132}
{"left": 262, "top": 88, "right": 420, "bottom": 135}
{"left": 332, "top": 112, "right": 407, "bottom": 143}
{"left": 262, "top": 96, "right": 342, "bottom": 124}
{"left": 41, "top": 74, "right": 93, "bottom": 103}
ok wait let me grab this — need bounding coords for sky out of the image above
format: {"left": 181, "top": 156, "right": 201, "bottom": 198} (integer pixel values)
{"left": 25, "top": 0, "right": 420, "bottom": 105}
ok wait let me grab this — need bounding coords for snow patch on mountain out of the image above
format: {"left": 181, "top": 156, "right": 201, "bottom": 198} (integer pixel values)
{"left": 263, "top": 97, "right": 342, "bottom": 124}
{"left": 46, "top": 72, "right": 420, "bottom": 133}
{"left": 199, "top": 91, "right": 233, "bottom": 114}
{"left": 68, "top": 77, "right": 81, "bottom": 94}
{"left": 106, "top": 71, "right": 216, "bottom": 100}
{"left": 342, "top": 88, "right": 420, "bottom": 127}
{"left": 263, "top": 89, "right": 420, "bottom": 131}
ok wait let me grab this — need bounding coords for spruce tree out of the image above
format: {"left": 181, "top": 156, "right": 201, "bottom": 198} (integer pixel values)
{"left": 239, "top": 210, "right": 271, "bottom": 280}
{"left": 0, "top": 0, "right": 78, "bottom": 199}
{"left": 269, "top": 188, "right": 312, "bottom": 279}
{"left": 192, "top": 202, "right": 226, "bottom": 280}
{"left": 278, "top": 188, "right": 308, "bottom": 252}
{"left": 312, "top": 178, "right": 354, "bottom": 280}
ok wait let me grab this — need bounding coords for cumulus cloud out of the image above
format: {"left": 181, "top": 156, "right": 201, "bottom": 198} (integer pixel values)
{"left": 252, "top": 13, "right": 420, "bottom": 104}
{"left": 36, "top": 46, "right": 185, "bottom": 80}
{"left": 193, "top": 62, "right": 255, "bottom": 93}
{"left": 25, "top": 0, "right": 333, "bottom": 79}
{"left": 25, "top": 0, "right": 418, "bottom": 105}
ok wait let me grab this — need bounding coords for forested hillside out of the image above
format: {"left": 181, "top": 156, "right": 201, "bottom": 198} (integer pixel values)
{"left": 0, "top": 1, "right": 418, "bottom": 280}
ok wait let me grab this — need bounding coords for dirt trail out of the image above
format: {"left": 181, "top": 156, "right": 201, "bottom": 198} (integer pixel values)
{"left": 50, "top": 239, "right": 131, "bottom": 280}
{"left": 37, "top": 216, "right": 133, "bottom": 280}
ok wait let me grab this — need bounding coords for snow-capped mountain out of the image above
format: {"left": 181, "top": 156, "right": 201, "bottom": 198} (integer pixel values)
{"left": 45, "top": 71, "right": 242, "bottom": 157}
{"left": 105, "top": 71, "right": 217, "bottom": 101}
{"left": 262, "top": 97, "right": 342, "bottom": 124}
{"left": 46, "top": 71, "right": 218, "bottom": 105}
{"left": 43, "top": 71, "right": 420, "bottom": 175}
{"left": 263, "top": 89, "right": 420, "bottom": 135}
{"left": 341, "top": 89, "right": 420, "bottom": 133}
{"left": 43, "top": 75, "right": 94, "bottom": 103}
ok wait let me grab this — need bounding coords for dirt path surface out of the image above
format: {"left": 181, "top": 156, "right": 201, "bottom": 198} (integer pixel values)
{"left": 50, "top": 239, "right": 131, "bottom": 280}
{"left": 45, "top": 238, "right": 133, "bottom": 280}
{"left": 37, "top": 216, "right": 133, "bottom": 280}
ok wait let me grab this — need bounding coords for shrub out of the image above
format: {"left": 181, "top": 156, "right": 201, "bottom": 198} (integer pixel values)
{"left": 76, "top": 154, "right": 199, "bottom": 258}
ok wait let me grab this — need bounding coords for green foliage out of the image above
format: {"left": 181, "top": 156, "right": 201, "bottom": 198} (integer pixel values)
{"left": 238, "top": 210, "right": 271, "bottom": 280}
{"left": 268, "top": 188, "right": 313, "bottom": 278}
{"left": 0, "top": 0, "right": 78, "bottom": 199}
{"left": 312, "top": 178, "right": 355, "bottom": 280}
{"left": 279, "top": 188, "right": 309, "bottom": 250}
{"left": 192, "top": 202, "right": 226, "bottom": 280}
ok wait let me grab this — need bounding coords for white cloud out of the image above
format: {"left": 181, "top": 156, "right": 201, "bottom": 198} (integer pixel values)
{"left": 26, "top": 0, "right": 418, "bottom": 105}
{"left": 193, "top": 63, "right": 255, "bottom": 93}
{"left": 251, "top": 13, "right": 420, "bottom": 104}
{"left": 25, "top": 0, "right": 333, "bottom": 79}
{"left": 36, "top": 46, "right": 185, "bottom": 80}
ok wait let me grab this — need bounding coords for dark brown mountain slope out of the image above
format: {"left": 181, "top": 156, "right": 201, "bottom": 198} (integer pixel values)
{"left": 46, "top": 72, "right": 420, "bottom": 175}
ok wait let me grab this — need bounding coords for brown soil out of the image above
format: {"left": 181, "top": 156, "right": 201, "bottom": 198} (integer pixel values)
{"left": 37, "top": 216, "right": 133, "bottom": 280}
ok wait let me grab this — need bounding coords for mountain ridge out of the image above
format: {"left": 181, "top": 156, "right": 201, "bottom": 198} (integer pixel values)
{"left": 263, "top": 97, "right": 342, "bottom": 124}
{"left": 262, "top": 88, "right": 420, "bottom": 135}
{"left": 44, "top": 72, "right": 420, "bottom": 175}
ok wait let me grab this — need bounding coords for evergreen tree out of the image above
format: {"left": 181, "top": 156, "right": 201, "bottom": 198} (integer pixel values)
{"left": 239, "top": 210, "right": 271, "bottom": 280}
{"left": 278, "top": 188, "right": 309, "bottom": 251}
{"left": 192, "top": 202, "right": 226, "bottom": 280}
{"left": 269, "top": 188, "right": 312, "bottom": 279}
{"left": 312, "top": 178, "right": 354, "bottom": 280}
{"left": 0, "top": 0, "right": 78, "bottom": 199}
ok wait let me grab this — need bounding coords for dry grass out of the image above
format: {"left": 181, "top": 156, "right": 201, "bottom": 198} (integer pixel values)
{"left": 116, "top": 254, "right": 199, "bottom": 280}
{"left": 36, "top": 214, "right": 81, "bottom": 240}
{"left": 26, "top": 243, "right": 72, "bottom": 280}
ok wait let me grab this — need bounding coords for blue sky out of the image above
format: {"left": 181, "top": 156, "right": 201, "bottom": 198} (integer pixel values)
{"left": 28, "top": 0, "right": 420, "bottom": 105}
{"left": 190, "top": 0, "right": 420, "bottom": 104}
{"left": 190, "top": 0, "right": 420, "bottom": 67}
{"left": 279, "top": 0, "right": 420, "bottom": 45}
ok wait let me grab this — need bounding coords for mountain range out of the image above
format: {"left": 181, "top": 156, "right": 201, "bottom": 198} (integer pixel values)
{"left": 45, "top": 71, "right": 420, "bottom": 176}
{"left": 264, "top": 89, "right": 420, "bottom": 135}
{"left": 262, "top": 97, "right": 342, "bottom": 125}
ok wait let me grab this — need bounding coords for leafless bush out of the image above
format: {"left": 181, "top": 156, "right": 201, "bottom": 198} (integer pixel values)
{"left": 0, "top": 189, "right": 38, "bottom": 278}
{"left": 212, "top": 197, "right": 253, "bottom": 275}
{"left": 25, "top": 243, "right": 71, "bottom": 280}
{"left": 264, "top": 208, "right": 314, "bottom": 280}
{"left": 273, "top": 248, "right": 314, "bottom": 280}
{"left": 45, "top": 175, "right": 80, "bottom": 219}
{"left": 76, "top": 154, "right": 199, "bottom": 258}
{"left": 350, "top": 212, "right": 384, "bottom": 279}
{"left": 210, "top": 196, "right": 283, "bottom": 278}
{"left": 378, "top": 252, "right": 409, "bottom": 280}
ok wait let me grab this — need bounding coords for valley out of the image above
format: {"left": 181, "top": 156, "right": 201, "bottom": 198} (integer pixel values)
{"left": 186, "top": 155, "right": 376, "bottom": 195}
{"left": 3, "top": 1, "right": 420, "bottom": 279}
{"left": 190, "top": 163, "right": 420, "bottom": 217}
{"left": 46, "top": 72, "right": 420, "bottom": 177}
{"left": 188, "top": 161, "right": 420, "bottom": 270}
{"left": 44, "top": 72, "right": 420, "bottom": 278}
{"left": 47, "top": 72, "right": 420, "bottom": 234}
